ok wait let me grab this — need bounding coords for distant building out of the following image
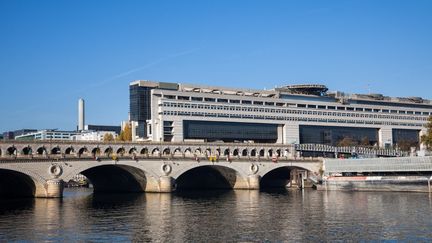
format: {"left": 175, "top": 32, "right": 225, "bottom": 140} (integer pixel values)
{"left": 71, "top": 131, "right": 117, "bottom": 141}
{"left": 2, "top": 131, "right": 15, "bottom": 140}
{"left": 84, "top": 124, "right": 121, "bottom": 134}
{"left": 15, "top": 130, "right": 79, "bottom": 141}
{"left": 2, "top": 129, "right": 37, "bottom": 140}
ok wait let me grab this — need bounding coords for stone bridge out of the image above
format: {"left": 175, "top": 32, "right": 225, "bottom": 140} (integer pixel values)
{"left": 0, "top": 141, "right": 322, "bottom": 198}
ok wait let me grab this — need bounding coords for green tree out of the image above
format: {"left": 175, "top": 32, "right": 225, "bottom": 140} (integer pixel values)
{"left": 421, "top": 116, "right": 432, "bottom": 149}
{"left": 103, "top": 133, "right": 114, "bottom": 142}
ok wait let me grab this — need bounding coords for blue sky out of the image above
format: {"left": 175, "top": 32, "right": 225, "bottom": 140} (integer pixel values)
{"left": 1, "top": 0, "right": 431, "bottom": 132}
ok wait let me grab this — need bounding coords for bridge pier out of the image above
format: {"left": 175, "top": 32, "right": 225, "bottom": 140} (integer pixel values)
{"left": 159, "top": 176, "right": 174, "bottom": 192}
{"left": 44, "top": 179, "right": 64, "bottom": 198}
{"left": 248, "top": 175, "right": 260, "bottom": 190}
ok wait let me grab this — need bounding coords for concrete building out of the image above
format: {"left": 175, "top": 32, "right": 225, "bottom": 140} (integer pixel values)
{"left": 130, "top": 80, "right": 432, "bottom": 148}
{"left": 15, "top": 130, "right": 79, "bottom": 141}
{"left": 84, "top": 124, "right": 121, "bottom": 134}
{"left": 71, "top": 131, "right": 117, "bottom": 141}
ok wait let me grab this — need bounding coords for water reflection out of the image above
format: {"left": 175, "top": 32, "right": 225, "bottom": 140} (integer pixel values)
{"left": 0, "top": 189, "right": 432, "bottom": 242}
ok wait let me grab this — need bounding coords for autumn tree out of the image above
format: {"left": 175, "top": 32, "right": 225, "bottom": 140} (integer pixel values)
{"left": 117, "top": 123, "right": 132, "bottom": 142}
{"left": 103, "top": 133, "right": 114, "bottom": 142}
{"left": 421, "top": 116, "right": 432, "bottom": 149}
{"left": 337, "top": 137, "right": 357, "bottom": 147}
{"left": 360, "top": 136, "right": 370, "bottom": 146}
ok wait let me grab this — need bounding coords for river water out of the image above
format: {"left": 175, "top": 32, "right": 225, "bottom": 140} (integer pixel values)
{"left": 1, "top": 188, "right": 432, "bottom": 242}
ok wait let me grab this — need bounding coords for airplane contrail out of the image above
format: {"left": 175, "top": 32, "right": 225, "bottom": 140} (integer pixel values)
{"left": 82, "top": 47, "right": 201, "bottom": 90}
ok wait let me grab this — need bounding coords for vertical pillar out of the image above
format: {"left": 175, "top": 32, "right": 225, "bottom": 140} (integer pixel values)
{"left": 172, "top": 119, "right": 183, "bottom": 142}
{"left": 131, "top": 121, "right": 137, "bottom": 142}
{"left": 379, "top": 127, "right": 393, "bottom": 148}
{"left": 45, "top": 179, "right": 64, "bottom": 198}
{"left": 248, "top": 175, "right": 260, "bottom": 190}
{"left": 276, "top": 125, "right": 284, "bottom": 144}
{"left": 159, "top": 176, "right": 174, "bottom": 192}
{"left": 284, "top": 123, "right": 300, "bottom": 145}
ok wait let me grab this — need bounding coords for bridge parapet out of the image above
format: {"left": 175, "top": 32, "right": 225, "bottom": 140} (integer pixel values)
{"left": 0, "top": 141, "right": 298, "bottom": 160}
{"left": 295, "top": 144, "right": 409, "bottom": 157}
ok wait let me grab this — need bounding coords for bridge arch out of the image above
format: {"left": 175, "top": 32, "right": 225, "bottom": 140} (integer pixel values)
{"left": 66, "top": 164, "right": 160, "bottom": 193}
{"left": 140, "top": 147, "right": 148, "bottom": 155}
{"left": 233, "top": 149, "right": 239, "bottom": 156}
{"left": 151, "top": 148, "right": 160, "bottom": 156}
{"left": 36, "top": 146, "right": 46, "bottom": 155}
{"left": 0, "top": 168, "right": 46, "bottom": 198}
{"left": 104, "top": 147, "right": 113, "bottom": 156}
{"left": 65, "top": 147, "right": 74, "bottom": 155}
{"left": 173, "top": 164, "right": 249, "bottom": 190}
{"left": 242, "top": 149, "right": 248, "bottom": 157}
{"left": 259, "top": 165, "right": 311, "bottom": 189}
{"left": 116, "top": 147, "right": 125, "bottom": 155}
{"left": 22, "top": 146, "right": 32, "bottom": 155}
{"left": 6, "top": 146, "right": 17, "bottom": 156}
{"left": 51, "top": 147, "right": 61, "bottom": 155}
{"left": 162, "top": 148, "right": 170, "bottom": 155}
{"left": 223, "top": 149, "right": 230, "bottom": 156}
{"left": 128, "top": 147, "right": 137, "bottom": 155}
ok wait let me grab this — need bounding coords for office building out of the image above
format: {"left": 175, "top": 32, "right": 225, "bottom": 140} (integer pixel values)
{"left": 129, "top": 80, "right": 431, "bottom": 148}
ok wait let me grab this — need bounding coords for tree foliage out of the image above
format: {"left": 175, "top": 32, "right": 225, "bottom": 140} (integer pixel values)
{"left": 421, "top": 116, "right": 432, "bottom": 149}
{"left": 337, "top": 137, "right": 357, "bottom": 147}
{"left": 117, "top": 123, "right": 132, "bottom": 142}
{"left": 103, "top": 133, "right": 114, "bottom": 142}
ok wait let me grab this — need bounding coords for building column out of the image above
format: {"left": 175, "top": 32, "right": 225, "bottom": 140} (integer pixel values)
{"left": 276, "top": 125, "right": 284, "bottom": 144}
{"left": 172, "top": 119, "right": 184, "bottom": 142}
{"left": 284, "top": 123, "right": 300, "bottom": 145}
{"left": 45, "top": 179, "right": 64, "bottom": 198}
{"left": 379, "top": 127, "right": 393, "bottom": 148}
{"left": 248, "top": 175, "right": 260, "bottom": 190}
{"left": 159, "top": 176, "right": 174, "bottom": 192}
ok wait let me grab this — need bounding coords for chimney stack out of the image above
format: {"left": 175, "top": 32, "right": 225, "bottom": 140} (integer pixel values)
{"left": 78, "top": 98, "right": 85, "bottom": 131}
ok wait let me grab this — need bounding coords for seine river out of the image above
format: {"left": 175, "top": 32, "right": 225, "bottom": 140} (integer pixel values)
{"left": 1, "top": 188, "right": 432, "bottom": 242}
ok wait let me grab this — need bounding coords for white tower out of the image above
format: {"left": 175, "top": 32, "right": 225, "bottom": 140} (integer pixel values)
{"left": 78, "top": 98, "right": 85, "bottom": 131}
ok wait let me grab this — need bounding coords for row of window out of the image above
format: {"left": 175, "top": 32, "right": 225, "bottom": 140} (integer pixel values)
{"left": 161, "top": 110, "right": 423, "bottom": 128}
{"left": 161, "top": 95, "right": 432, "bottom": 116}
{"left": 161, "top": 102, "right": 428, "bottom": 122}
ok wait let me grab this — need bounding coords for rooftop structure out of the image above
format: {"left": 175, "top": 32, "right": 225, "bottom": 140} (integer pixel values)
{"left": 130, "top": 80, "right": 431, "bottom": 148}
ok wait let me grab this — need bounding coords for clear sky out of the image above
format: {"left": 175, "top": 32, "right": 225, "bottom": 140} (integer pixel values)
{"left": 1, "top": 0, "right": 431, "bottom": 132}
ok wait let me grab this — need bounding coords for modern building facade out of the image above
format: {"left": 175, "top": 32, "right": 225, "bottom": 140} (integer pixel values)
{"left": 130, "top": 80, "right": 431, "bottom": 148}
{"left": 15, "top": 130, "right": 79, "bottom": 141}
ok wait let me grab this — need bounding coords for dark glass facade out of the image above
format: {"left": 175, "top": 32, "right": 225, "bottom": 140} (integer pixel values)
{"left": 183, "top": 120, "right": 278, "bottom": 143}
{"left": 300, "top": 125, "right": 378, "bottom": 146}
{"left": 129, "top": 85, "right": 153, "bottom": 137}
{"left": 86, "top": 125, "right": 121, "bottom": 134}
{"left": 392, "top": 129, "right": 420, "bottom": 149}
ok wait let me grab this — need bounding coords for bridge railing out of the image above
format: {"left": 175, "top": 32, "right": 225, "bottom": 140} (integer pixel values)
{"left": 295, "top": 144, "right": 409, "bottom": 157}
{"left": 0, "top": 152, "right": 321, "bottom": 163}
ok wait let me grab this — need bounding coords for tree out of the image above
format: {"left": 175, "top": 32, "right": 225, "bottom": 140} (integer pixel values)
{"left": 117, "top": 123, "right": 132, "bottom": 142}
{"left": 396, "top": 139, "right": 418, "bottom": 151}
{"left": 360, "top": 136, "right": 370, "bottom": 146}
{"left": 103, "top": 133, "right": 114, "bottom": 142}
{"left": 337, "top": 137, "right": 357, "bottom": 147}
{"left": 421, "top": 116, "right": 432, "bottom": 149}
